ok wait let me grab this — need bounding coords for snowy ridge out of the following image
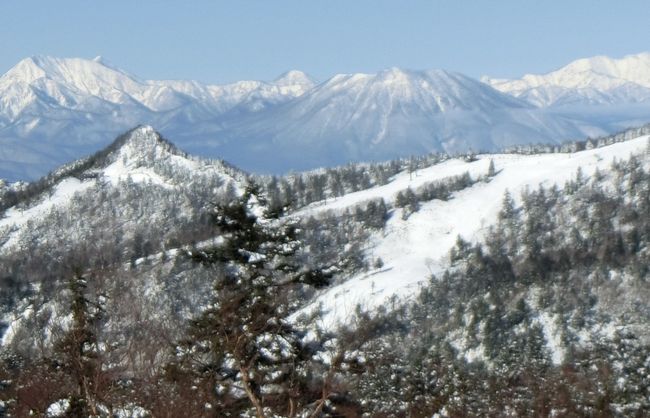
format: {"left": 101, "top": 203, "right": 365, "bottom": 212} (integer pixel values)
{"left": 484, "top": 52, "right": 650, "bottom": 106}
{"left": 0, "top": 55, "right": 315, "bottom": 116}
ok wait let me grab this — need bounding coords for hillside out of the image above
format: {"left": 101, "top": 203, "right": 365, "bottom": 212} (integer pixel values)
{"left": 0, "top": 126, "right": 649, "bottom": 416}
{"left": 299, "top": 129, "right": 650, "bottom": 323}
{"left": 0, "top": 126, "right": 249, "bottom": 332}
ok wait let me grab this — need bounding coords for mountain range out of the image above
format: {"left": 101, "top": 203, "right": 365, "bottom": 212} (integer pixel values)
{"left": 2, "top": 53, "right": 650, "bottom": 181}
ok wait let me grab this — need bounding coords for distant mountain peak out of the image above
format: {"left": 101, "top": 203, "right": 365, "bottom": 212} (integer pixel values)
{"left": 378, "top": 66, "right": 409, "bottom": 76}
{"left": 558, "top": 52, "right": 650, "bottom": 82}
{"left": 273, "top": 70, "right": 315, "bottom": 87}
{"left": 2, "top": 56, "right": 48, "bottom": 83}
{"left": 485, "top": 51, "right": 650, "bottom": 106}
{"left": 375, "top": 67, "right": 415, "bottom": 87}
{"left": 7, "top": 55, "right": 126, "bottom": 78}
{"left": 312, "top": 66, "right": 526, "bottom": 111}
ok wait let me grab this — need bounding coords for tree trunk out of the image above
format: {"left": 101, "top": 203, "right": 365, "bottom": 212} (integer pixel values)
{"left": 240, "top": 366, "right": 265, "bottom": 418}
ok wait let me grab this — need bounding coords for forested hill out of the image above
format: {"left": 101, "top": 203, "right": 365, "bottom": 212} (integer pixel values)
{"left": 0, "top": 125, "right": 649, "bottom": 417}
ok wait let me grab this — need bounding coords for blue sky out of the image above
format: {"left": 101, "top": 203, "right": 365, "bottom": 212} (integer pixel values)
{"left": 1, "top": 1, "right": 649, "bottom": 84}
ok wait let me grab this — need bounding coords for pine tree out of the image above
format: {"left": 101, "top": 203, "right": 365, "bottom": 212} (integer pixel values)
{"left": 168, "top": 183, "right": 334, "bottom": 417}
{"left": 53, "top": 273, "right": 106, "bottom": 417}
{"left": 487, "top": 159, "right": 496, "bottom": 177}
{"left": 498, "top": 190, "right": 516, "bottom": 222}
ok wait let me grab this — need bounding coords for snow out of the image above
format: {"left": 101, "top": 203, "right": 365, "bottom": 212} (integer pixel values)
{"left": 1, "top": 305, "right": 33, "bottom": 346}
{"left": 46, "top": 399, "right": 70, "bottom": 417}
{"left": 2, "top": 54, "right": 639, "bottom": 182}
{"left": 535, "top": 312, "right": 566, "bottom": 365}
{"left": 45, "top": 399, "right": 148, "bottom": 418}
{"left": 102, "top": 154, "right": 170, "bottom": 187}
{"left": 102, "top": 126, "right": 196, "bottom": 187}
{"left": 0, "top": 178, "right": 92, "bottom": 250}
{"left": 113, "top": 404, "right": 150, "bottom": 417}
{"left": 0, "top": 125, "right": 247, "bottom": 260}
{"left": 298, "top": 159, "right": 480, "bottom": 214}
{"left": 485, "top": 52, "right": 650, "bottom": 106}
{"left": 302, "top": 135, "right": 650, "bottom": 325}
{"left": 464, "top": 344, "right": 486, "bottom": 364}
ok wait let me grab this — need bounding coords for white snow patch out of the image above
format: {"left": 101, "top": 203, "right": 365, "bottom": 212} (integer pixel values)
{"left": 599, "top": 322, "right": 619, "bottom": 339}
{"left": 464, "top": 344, "right": 486, "bottom": 364}
{"left": 1, "top": 305, "right": 34, "bottom": 346}
{"left": 102, "top": 153, "right": 170, "bottom": 187}
{"left": 535, "top": 312, "right": 566, "bottom": 365}
{"left": 46, "top": 399, "right": 70, "bottom": 417}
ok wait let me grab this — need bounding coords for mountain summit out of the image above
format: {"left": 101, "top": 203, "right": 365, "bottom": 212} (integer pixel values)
{"left": 484, "top": 52, "right": 650, "bottom": 107}
{"left": 203, "top": 68, "right": 594, "bottom": 173}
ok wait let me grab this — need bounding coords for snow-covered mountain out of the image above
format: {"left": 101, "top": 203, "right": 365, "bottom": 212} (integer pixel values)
{"left": 4, "top": 124, "right": 649, "bottom": 327}
{"left": 483, "top": 52, "right": 650, "bottom": 107}
{"left": 0, "top": 56, "right": 314, "bottom": 116}
{"left": 0, "top": 56, "right": 313, "bottom": 181}
{"left": 2, "top": 54, "right": 650, "bottom": 182}
{"left": 203, "top": 68, "right": 603, "bottom": 173}
{"left": 3, "top": 124, "right": 649, "bottom": 334}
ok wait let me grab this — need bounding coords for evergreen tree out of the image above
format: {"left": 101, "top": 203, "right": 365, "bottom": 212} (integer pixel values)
{"left": 53, "top": 273, "right": 107, "bottom": 417}
{"left": 168, "top": 183, "right": 334, "bottom": 417}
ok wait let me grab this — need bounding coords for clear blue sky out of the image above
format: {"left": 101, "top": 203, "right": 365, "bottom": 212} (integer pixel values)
{"left": 1, "top": 0, "right": 649, "bottom": 84}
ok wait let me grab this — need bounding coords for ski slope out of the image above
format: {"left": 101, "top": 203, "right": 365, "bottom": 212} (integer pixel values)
{"left": 301, "top": 135, "right": 650, "bottom": 324}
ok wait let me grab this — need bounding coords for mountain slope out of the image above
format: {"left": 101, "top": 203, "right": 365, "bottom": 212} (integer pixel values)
{"left": 0, "top": 126, "right": 246, "bottom": 255}
{"left": 484, "top": 52, "right": 650, "bottom": 107}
